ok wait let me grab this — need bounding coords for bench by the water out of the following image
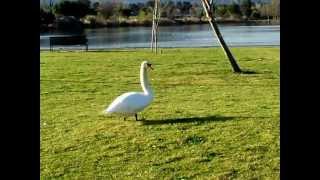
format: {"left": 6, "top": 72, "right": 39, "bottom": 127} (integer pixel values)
{"left": 49, "top": 35, "right": 88, "bottom": 51}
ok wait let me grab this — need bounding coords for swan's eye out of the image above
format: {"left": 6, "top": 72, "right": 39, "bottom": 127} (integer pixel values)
{"left": 146, "top": 63, "right": 153, "bottom": 70}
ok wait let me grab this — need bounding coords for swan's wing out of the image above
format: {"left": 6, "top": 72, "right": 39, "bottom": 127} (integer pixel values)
{"left": 105, "top": 92, "right": 151, "bottom": 114}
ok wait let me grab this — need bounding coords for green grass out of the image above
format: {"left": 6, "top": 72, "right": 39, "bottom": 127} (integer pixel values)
{"left": 40, "top": 47, "right": 279, "bottom": 179}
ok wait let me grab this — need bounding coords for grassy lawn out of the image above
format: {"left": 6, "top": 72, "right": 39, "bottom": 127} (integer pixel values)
{"left": 40, "top": 47, "right": 279, "bottom": 179}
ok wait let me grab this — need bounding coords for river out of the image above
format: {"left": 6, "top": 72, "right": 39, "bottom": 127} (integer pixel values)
{"left": 40, "top": 24, "right": 280, "bottom": 49}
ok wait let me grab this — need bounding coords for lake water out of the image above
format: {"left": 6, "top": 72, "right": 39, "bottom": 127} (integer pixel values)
{"left": 40, "top": 24, "right": 280, "bottom": 49}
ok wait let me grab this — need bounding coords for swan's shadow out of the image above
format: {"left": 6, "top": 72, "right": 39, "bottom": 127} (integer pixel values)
{"left": 141, "top": 115, "right": 235, "bottom": 125}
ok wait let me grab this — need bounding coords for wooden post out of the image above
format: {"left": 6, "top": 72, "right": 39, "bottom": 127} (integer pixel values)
{"left": 200, "top": 0, "right": 242, "bottom": 73}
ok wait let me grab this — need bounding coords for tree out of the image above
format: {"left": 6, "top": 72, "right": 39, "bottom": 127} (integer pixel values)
{"left": 79, "top": 0, "right": 90, "bottom": 7}
{"left": 98, "top": 1, "right": 117, "bottom": 19}
{"left": 112, "top": 2, "right": 124, "bottom": 18}
{"left": 54, "top": 0, "right": 91, "bottom": 19}
{"left": 271, "top": 0, "right": 280, "bottom": 19}
{"left": 259, "top": 4, "right": 272, "bottom": 19}
{"left": 40, "top": 0, "right": 55, "bottom": 13}
{"left": 40, "top": 8, "right": 55, "bottom": 25}
{"left": 216, "top": 5, "right": 229, "bottom": 18}
{"left": 137, "top": 7, "right": 153, "bottom": 21}
{"left": 151, "top": 0, "right": 161, "bottom": 53}
{"left": 200, "top": 0, "right": 242, "bottom": 73}
{"left": 146, "top": 0, "right": 154, "bottom": 8}
{"left": 240, "top": 0, "right": 253, "bottom": 19}
{"left": 227, "top": 2, "right": 242, "bottom": 17}
{"left": 90, "top": 2, "right": 100, "bottom": 15}
{"left": 129, "top": 3, "right": 141, "bottom": 16}
{"left": 250, "top": 8, "right": 261, "bottom": 19}
{"left": 161, "top": 0, "right": 176, "bottom": 20}
{"left": 92, "top": 2, "right": 100, "bottom": 10}
{"left": 190, "top": 3, "right": 204, "bottom": 20}
{"left": 121, "top": 8, "right": 132, "bottom": 18}
{"left": 181, "top": 1, "right": 193, "bottom": 15}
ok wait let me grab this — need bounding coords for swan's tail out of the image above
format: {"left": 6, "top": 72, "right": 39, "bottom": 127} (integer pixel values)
{"left": 102, "top": 105, "right": 114, "bottom": 115}
{"left": 102, "top": 109, "right": 110, "bottom": 115}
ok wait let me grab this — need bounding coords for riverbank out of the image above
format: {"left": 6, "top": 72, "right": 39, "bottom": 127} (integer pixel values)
{"left": 41, "top": 47, "right": 279, "bottom": 179}
{"left": 40, "top": 45, "right": 280, "bottom": 52}
{"left": 41, "top": 17, "right": 279, "bottom": 33}
{"left": 83, "top": 18, "right": 280, "bottom": 28}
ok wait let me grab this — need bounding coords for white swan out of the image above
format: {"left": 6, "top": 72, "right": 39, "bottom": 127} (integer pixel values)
{"left": 104, "top": 61, "right": 154, "bottom": 121}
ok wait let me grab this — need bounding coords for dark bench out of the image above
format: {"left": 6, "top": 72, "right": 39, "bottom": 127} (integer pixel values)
{"left": 49, "top": 35, "right": 88, "bottom": 51}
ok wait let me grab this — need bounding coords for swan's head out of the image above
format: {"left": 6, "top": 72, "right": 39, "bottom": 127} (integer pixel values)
{"left": 142, "top": 61, "right": 153, "bottom": 70}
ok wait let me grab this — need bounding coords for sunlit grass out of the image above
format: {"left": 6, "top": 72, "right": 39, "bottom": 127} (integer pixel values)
{"left": 41, "top": 47, "right": 279, "bottom": 179}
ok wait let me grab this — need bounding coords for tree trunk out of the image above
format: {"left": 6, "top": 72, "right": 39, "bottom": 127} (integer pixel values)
{"left": 151, "top": 14, "right": 155, "bottom": 50}
{"left": 208, "top": 19, "right": 242, "bottom": 73}
{"left": 151, "top": 0, "right": 160, "bottom": 53}
{"left": 200, "top": 0, "right": 242, "bottom": 73}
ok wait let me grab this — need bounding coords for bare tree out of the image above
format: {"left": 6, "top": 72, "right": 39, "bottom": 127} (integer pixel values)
{"left": 149, "top": 0, "right": 242, "bottom": 72}
{"left": 151, "top": 0, "right": 161, "bottom": 53}
{"left": 200, "top": 0, "right": 242, "bottom": 73}
{"left": 271, "top": 0, "right": 280, "bottom": 20}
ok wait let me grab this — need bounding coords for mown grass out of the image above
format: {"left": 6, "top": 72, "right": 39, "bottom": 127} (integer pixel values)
{"left": 40, "top": 47, "right": 279, "bottom": 179}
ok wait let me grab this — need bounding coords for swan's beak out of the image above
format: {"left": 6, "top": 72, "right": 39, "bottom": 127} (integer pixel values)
{"left": 147, "top": 63, "right": 153, "bottom": 70}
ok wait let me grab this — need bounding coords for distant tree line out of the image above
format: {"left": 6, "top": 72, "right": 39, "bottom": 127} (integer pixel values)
{"left": 40, "top": 0, "right": 280, "bottom": 31}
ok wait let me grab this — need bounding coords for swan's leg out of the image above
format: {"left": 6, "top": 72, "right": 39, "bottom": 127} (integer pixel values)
{"left": 124, "top": 117, "right": 126, "bottom": 121}
{"left": 135, "top": 113, "right": 138, "bottom": 121}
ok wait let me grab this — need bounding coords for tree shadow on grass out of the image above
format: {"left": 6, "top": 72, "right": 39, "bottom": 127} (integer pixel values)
{"left": 87, "top": 50, "right": 135, "bottom": 53}
{"left": 141, "top": 115, "right": 235, "bottom": 125}
{"left": 240, "top": 69, "right": 259, "bottom": 74}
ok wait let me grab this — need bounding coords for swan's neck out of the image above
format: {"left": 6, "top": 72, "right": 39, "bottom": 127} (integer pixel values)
{"left": 140, "top": 65, "right": 153, "bottom": 96}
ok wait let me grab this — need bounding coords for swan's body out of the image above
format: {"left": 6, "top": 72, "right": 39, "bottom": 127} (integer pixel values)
{"left": 104, "top": 61, "right": 154, "bottom": 120}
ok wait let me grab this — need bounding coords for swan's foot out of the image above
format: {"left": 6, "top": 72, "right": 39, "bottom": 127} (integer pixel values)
{"left": 135, "top": 114, "right": 138, "bottom": 121}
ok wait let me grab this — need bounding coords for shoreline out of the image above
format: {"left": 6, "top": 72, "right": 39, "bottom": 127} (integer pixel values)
{"left": 84, "top": 19, "right": 280, "bottom": 28}
{"left": 40, "top": 45, "right": 280, "bottom": 51}
{"left": 41, "top": 19, "right": 280, "bottom": 32}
